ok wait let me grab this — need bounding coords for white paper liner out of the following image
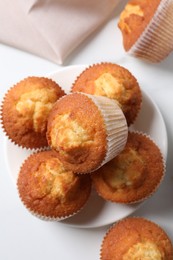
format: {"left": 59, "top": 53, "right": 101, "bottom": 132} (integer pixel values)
{"left": 128, "top": 0, "right": 173, "bottom": 62}
{"left": 85, "top": 93, "right": 128, "bottom": 170}
{"left": 20, "top": 201, "right": 83, "bottom": 222}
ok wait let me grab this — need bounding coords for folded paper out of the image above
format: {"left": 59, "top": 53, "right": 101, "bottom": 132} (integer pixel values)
{"left": 0, "top": 0, "right": 121, "bottom": 64}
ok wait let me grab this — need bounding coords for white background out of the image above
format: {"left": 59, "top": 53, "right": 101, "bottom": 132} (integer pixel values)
{"left": 0, "top": 2, "right": 173, "bottom": 259}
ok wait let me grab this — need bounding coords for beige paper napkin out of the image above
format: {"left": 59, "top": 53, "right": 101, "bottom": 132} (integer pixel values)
{"left": 0, "top": 0, "right": 121, "bottom": 64}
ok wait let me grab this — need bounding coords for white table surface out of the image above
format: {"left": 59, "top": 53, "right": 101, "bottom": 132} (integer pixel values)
{"left": 1, "top": 3, "right": 173, "bottom": 260}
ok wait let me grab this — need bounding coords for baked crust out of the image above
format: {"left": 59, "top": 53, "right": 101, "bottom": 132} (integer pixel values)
{"left": 71, "top": 63, "right": 142, "bottom": 126}
{"left": 46, "top": 93, "right": 107, "bottom": 173}
{"left": 101, "top": 217, "right": 173, "bottom": 260}
{"left": 17, "top": 150, "right": 91, "bottom": 219}
{"left": 92, "top": 132, "right": 164, "bottom": 203}
{"left": 118, "top": 0, "right": 161, "bottom": 50}
{"left": 1, "top": 76, "right": 65, "bottom": 149}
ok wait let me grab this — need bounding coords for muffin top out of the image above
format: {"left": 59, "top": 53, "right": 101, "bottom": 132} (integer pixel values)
{"left": 46, "top": 93, "right": 107, "bottom": 173}
{"left": 92, "top": 132, "right": 164, "bottom": 203}
{"left": 101, "top": 217, "right": 173, "bottom": 260}
{"left": 118, "top": 0, "right": 161, "bottom": 50}
{"left": 71, "top": 63, "right": 142, "bottom": 126}
{"left": 17, "top": 150, "right": 91, "bottom": 219}
{"left": 1, "top": 76, "right": 65, "bottom": 149}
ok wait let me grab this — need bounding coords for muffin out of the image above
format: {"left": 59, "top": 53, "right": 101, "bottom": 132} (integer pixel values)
{"left": 1, "top": 76, "right": 65, "bottom": 149}
{"left": 118, "top": 0, "right": 173, "bottom": 62}
{"left": 71, "top": 62, "right": 142, "bottom": 126}
{"left": 46, "top": 92, "right": 128, "bottom": 174}
{"left": 101, "top": 217, "right": 173, "bottom": 260}
{"left": 17, "top": 150, "right": 92, "bottom": 220}
{"left": 92, "top": 131, "right": 165, "bottom": 203}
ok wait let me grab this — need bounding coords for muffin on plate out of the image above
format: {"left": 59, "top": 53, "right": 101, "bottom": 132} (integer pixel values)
{"left": 101, "top": 217, "right": 173, "bottom": 260}
{"left": 1, "top": 76, "right": 65, "bottom": 149}
{"left": 17, "top": 150, "right": 92, "bottom": 220}
{"left": 92, "top": 131, "right": 165, "bottom": 203}
{"left": 46, "top": 92, "right": 128, "bottom": 174}
{"left": 118, "top": 0, "right": 173, "bottom": 62}
{"left": 71, "top": 62, "right": 142, "bottom": 126}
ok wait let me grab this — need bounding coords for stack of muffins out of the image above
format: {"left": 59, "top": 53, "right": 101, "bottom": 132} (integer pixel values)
{"left": 1, "top": 62, "right": 165, "bottom": 218}
{"left": 1, "top": 62, "right": 172, "bottom": 257}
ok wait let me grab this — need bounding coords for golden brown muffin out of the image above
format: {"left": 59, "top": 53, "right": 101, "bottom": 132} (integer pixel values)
{"left": 118, "top": 0, "right": 160, "bottom": 51}
{"left": 118, "top": 0, "right": 173, "bottom": 62}
{"left": 92, "top": 131, "right": 165, "bottom": 203}
{"left": 1, "top": 76, "right": 65, "bottom": 149}
{"left": 101, "top": 217, "right": 173, "bottom": 260}
{"left": 71, "top": 62, "right": 142, "bottom": 126}
{"left": 17, "top": 150, "right": 92, "bottom": 220}
{"left": 46, "top": 93, "right": 128, "bottom": 174}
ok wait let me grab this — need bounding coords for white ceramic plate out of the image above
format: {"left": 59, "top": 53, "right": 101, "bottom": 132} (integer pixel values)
{"left": 4, "top": 65, "right": 168, "bottom": 228}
